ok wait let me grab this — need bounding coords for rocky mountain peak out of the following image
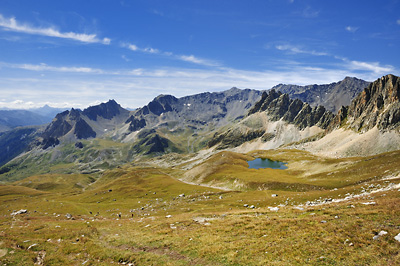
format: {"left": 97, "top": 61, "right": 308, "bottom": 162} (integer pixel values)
{"left": 342, "top": 74, "right": 400, "bottom": 132}
{"left": 82, "top": 99, "right": 127, "bottom": 121}
{"left": 136, "top": 94, "right": 178, "bottom": 116}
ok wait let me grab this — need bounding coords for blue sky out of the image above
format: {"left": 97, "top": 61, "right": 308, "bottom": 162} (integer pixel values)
{"left": 0, "top": 0, "right": 399, "bottom": 109}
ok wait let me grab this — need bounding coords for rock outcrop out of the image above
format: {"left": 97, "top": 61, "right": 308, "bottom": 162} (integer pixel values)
{"left": 343, "top": 74, "right": 400, "bottom": 132}
{"left": 249, "top": 90, "right": 334, "bottom": 129}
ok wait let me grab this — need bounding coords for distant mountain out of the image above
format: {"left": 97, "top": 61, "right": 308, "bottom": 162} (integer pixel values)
{"left": 29, "top": 105, "right": 66, "bottom": 120}
{"left": 39, "top": 99, "right": 130, "bottom": 147}
{"left": 0, "top": 110, "right": 49, "bottom": 132}
{"left": 274, "top": 77, "right": 370, "bottom": 113}
{"left": 0, "top": 105, "right": 67, "bottom": 133}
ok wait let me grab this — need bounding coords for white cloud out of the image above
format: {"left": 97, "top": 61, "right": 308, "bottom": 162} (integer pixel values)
{"left": 345, "top": 26, "right": 359, "bottom": 33}
{"left": 178, "top": 55, "right": 219, "bottom": 67}
{"left": 143, "top": 47, "right": 159, "bottom": 54}
{"left": 0, "top": 13, "right": 110, "bottom": 44}
{"left": 397, "top": 19, "right": 400, "bottom": 25}
{"left": 123, "top": 42, "right": 219, "bottom": 66}
{"left": 275, "top": 44, "right": 394, "bottom": 76}
{"left": 275, "top": 44, "right": 328, "bottom": 56}
{"left": 347, "top": 60, "right": 394, "bottom": 74}
{"left": 124, "top": 43, "right": 158, "bottom": 54}
{"left": 127, "top": 44, "right": 139, "bottom": 51}
{"left": 3, "top": 62, "right": 104, "bottom": 74}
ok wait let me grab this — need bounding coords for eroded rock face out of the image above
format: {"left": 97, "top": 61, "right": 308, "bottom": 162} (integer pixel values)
{"left": 249, "top": 90, "right": 334, "bottom": 129}
{"left": 340, "top": 74, "right": 400, "bottom": 132}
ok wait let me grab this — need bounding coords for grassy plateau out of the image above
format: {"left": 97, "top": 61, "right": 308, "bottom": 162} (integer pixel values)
{"left": 1, "top": 149, "right": 400, "bottom": 265}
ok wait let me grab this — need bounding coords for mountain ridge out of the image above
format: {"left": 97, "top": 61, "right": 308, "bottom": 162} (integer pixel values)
{"left": 274, "top": 76, "right": 370, "bottom": 113}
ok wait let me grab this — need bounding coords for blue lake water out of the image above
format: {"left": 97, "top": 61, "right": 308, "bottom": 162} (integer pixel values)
{"left": 247, "top": 158, "right": 288, "bottom": 170}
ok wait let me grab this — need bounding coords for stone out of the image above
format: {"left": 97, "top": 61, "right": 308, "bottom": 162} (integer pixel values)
{"left": 394, "top": 233, "right": 400, "bottom": 242}
{"left": 11, "top": 209, "right": 27, "bottom": 216}
{"left": 268, "top": 207, "right": 279, "bottom": 212}
{"left": 379, "top": 230, "right": 388, "bottom": 236}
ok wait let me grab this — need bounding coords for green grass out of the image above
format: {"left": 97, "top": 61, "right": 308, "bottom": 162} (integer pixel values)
{"left": 1, "top": 148, "right": 400, "bottom": 265}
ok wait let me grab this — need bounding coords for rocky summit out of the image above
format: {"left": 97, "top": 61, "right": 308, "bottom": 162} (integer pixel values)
{"left": 343, "top": 74, "right": 400, "bottom": 132}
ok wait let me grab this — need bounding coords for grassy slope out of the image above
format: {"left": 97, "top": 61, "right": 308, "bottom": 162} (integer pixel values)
{"left": 1, "top": 149, "right": 400, "bottom": 265}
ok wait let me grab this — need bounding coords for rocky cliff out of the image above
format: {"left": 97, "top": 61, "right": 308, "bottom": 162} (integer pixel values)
{"left": 249, "top": 90, "right": 334, "bottom": 129}
{"left": 342, "top": 74, "right": 400, "bottom": 132}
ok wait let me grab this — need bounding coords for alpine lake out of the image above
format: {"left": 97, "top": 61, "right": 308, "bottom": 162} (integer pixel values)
{"left": 247, "top": 157, "right": 288, "bottom": 170}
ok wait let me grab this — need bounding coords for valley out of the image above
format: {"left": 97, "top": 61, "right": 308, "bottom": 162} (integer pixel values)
{"left": 1, "top": 75, "right": 400, "bottom": 265}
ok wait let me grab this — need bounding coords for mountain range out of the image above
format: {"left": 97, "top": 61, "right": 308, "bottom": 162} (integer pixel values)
{"left": 1, "top": 75, "right": 400, "bottom": 181}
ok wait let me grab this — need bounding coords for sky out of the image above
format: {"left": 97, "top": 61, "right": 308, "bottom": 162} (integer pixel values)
{"left": 0, "top": 0, "right": 399, "bottom": 110}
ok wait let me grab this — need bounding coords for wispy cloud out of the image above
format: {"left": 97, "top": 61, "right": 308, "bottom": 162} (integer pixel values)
{"left": 345, "top": 26, "right": 359, "bottom": 33}
{"left": 397, "top": 19, "right": 400, "bottom": 25}
{"left": 2, "top": 62, "right": 104, "bottom": 74}
{"left": 122, "top": 42, "right": 219, "bottom": 66}
{"left": 275, "top": 44, "right": 328, "bottom": 56}
{"left": 346, "top": 60, "right": 394, "bottom": 74}
{"left": 123, "top": 43, "right": 159, "bottom": 54}
{"left": 275, "top": 44, "right": 394, "bottom": 76}
{"left": 178, "top": 55, "right": 219, "bottom": 67}
{"left": 0, "top": 14, "right": 111, "bottom": 44}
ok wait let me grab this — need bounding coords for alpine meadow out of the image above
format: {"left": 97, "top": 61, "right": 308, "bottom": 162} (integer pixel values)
{"left": 1, "top": 1, "right": 400, "bottom": 265}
